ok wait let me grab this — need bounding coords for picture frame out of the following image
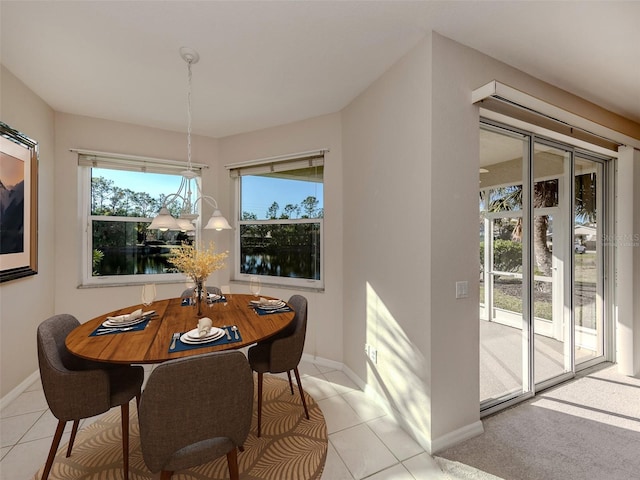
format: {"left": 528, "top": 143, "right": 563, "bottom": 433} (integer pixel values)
{"left": 0, "top": 121, "right": 38, "bottom": 283}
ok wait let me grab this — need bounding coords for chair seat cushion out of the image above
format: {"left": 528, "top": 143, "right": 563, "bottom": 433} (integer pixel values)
{"left": 107, "top": 365, "right": 144, "bottom": 407}
{"left": 248, "top": 343, "right": 271, "bottom": 373}
{"left": 164, "top": 437, "right": 234, "bottom": 472}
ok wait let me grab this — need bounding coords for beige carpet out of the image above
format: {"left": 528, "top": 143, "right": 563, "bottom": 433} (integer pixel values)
{"left": 438, "top": 364, "right": 640, "bottom": 480}
{"left": 34, "top": 374, "right": 327, "bottom": 480}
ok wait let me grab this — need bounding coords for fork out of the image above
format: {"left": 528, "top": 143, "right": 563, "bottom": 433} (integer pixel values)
{"left": 96, "top": 327, "right": 135, "bottom": 335}
{"left": 170, "top": 332, "right": 180, "bottom": 350}
{"left": 264, "top": 307, "right": 291, "bottom": 314}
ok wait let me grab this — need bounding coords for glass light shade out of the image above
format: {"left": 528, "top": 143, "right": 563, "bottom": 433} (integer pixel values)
{"left": 204, "top": 209, "right": 232, "bottom": 231}
{"left": 176, "top": 217, "right": 196, "bottom": 232}
{"left": 148, "top": 207, "right": 181, "bottom": 231}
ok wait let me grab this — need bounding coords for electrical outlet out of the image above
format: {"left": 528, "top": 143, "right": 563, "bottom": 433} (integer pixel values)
{"left": 456, "top": 281, "right": 469, "bottom": 299}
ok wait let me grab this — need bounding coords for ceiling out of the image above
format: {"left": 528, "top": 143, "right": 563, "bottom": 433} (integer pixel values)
{"left": 2, "top": 1, "right": 639, "bottom": 139}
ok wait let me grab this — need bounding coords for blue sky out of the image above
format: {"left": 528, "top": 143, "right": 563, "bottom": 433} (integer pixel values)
{"left": 241, "top": 176, "right": 323, "bottom": 219}
{"left": 94, "top": 168, "right": 323, "bottom": 219}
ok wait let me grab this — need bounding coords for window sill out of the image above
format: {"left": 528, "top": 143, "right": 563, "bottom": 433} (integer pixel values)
{"left": 78, "top": 279, "right": 184, "bottom": 289}
{"left": 230, "top": 278, "right": 324, "bottom": 294}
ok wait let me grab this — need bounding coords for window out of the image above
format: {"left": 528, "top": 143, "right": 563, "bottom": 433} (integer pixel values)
{"left": 229, "top": 151, "right": 325, "bottom": 289}
{"left": 78, "top": 151, "right": 204, "bottom": 286}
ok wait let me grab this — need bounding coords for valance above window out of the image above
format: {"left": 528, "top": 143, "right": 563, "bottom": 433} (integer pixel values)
{"left": 73, "top": 148, "right": 207, "bottom": 175}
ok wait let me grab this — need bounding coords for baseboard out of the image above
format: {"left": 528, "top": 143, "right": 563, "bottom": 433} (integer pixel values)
{"left": 0, "top": 370, "right": 40, "bottom": 411}
{"left": 302, "top": 353, "right": 343, "bottom": 372}
{"left": 431, "top": 420, "right": 484, "bottom": 454}
{"left": 340, "top": 363, "right": 366, "bottom": 390}
{"left": 337, "top": 362, "right": 483, "bottom": 454}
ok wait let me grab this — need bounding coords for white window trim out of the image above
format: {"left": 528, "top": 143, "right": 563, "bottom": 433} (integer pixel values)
{"left": 228, "top": 149, "right": 326, "bottom": 290}
{"left": 77, "top": 155, "right": 200, "bottom": 287}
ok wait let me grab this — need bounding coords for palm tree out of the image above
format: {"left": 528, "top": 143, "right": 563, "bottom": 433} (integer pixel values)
{"left": 487, "top": 179, "right": 557, "bottom": 278}
{"left": 488, "top": 174, "right": 595, "bottom": 278}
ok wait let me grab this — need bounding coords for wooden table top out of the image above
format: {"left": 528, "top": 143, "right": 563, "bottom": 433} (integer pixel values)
{"left": 65, "top": 294, "right": 295, "bottom": 364}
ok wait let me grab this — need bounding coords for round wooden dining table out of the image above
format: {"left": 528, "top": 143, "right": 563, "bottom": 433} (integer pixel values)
{"left": 65, "top": 294, "right": 295, "bottom": 364}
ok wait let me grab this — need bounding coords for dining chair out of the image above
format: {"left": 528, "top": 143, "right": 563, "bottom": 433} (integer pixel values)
{"left": 37, "top": 314, "right": 144, "bottom": 480}
{"left": 138, "top": 351, "right": 253, "bottom": 480}
{"left": 180, "top": 285, "right": 222, "bottom": 297}
{"left": 248, "top": 294, "right": 310, "bottom": 437}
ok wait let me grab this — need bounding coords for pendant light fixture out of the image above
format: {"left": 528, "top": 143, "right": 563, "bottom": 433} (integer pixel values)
{"left": 148, "top": 47, "right": 231, "bottom": 232}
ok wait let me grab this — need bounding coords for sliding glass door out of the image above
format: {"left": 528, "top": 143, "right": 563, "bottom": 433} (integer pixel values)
{"left": 480, "top": 126, "right": 530, "bottom": 404}
{"left": 532, "top": 141, "right": 572, "bottom": 386}
{"left": 479, "top": 121, "right": 611, "bottom": 412}
{"left": 574, "top": 156, "right": 605, "bottom": 364}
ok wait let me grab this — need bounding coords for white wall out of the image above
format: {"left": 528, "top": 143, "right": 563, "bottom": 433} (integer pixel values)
{"left": 0, "top": 66, "right": 55, "bottom": 397}
{"left": 616, "top": 146, "right": 640, "bottom": 375}
{"left": 218, "top": 113, "right": 344, "bottom": 363}
{"left": 342, "top": 38, "right": 434, "bottom": 447}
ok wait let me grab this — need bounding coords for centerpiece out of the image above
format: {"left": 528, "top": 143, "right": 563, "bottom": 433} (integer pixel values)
{"left": 168, "top": 241, "right": 228, "bottom": 316}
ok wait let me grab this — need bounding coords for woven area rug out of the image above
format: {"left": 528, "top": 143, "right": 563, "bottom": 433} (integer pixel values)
{"left": 33, "top": 374, "right": 327, "bottom": 480}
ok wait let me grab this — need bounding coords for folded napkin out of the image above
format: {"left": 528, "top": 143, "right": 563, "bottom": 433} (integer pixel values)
{"left": 106, "top": 308, "right": 143, "bottom": 324}
{"left": 197, "top": 317, "right": 213, "bottom": 337}
{"left": 259, "top": 297, "right": 282, "bottom": 306}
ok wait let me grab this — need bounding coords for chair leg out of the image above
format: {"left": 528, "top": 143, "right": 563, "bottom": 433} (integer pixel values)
{"left": 160, "top": 471, "right": 173, "bottom": 480}
{"left": 293, "top": 367, "right": 310, "bottom": 420}
{"left": 121, "top": 402, "right": 130, "bottom": 480}
{"left": 136, "top": 392, "right": 141, "bottom": 410}
{"left": 286, "top": 370, "right": 294, "bottom": 395}
{"left": 41, "top": 420, "right": 66, "bottom": 480}
{"left": 227, "top": 447, "right": 240, "bottom": 480}
{"left": 257, "top": 372, "right": 263, "bottom": 437}
{"left": 66, "top": 419, "right": 80, "bottom": 457}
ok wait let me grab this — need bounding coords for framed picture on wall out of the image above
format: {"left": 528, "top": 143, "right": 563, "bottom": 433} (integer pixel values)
{"left": 0, "top": 121, "right": 38, "bottom": 283}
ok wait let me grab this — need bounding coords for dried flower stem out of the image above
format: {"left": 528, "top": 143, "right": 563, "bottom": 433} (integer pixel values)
{"left": 168, "top": 241, "right": 228, "bottom": 282}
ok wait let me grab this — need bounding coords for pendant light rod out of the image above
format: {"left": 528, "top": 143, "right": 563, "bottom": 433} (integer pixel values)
{"left": 148, "top": 47, "right": 231, "bottom": 233}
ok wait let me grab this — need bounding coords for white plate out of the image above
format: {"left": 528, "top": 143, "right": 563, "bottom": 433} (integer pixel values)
{"left": 256, "top": 301, "right": 286, "bottom": 310}
{"left": 208, "top": 293, "right": 221, "bottom": 301}
{"left": 102, "top": 311, "right": 153, "bottom": 328}
{"left": 185, "top": 326, "right": 225, "bottom": 340}
{"left": 180, "top": 327, "right": 226, "bottom": 344}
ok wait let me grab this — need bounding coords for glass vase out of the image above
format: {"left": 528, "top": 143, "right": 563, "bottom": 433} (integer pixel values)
{"left": 195, "top": 279, "right": 204, "bottom": 316}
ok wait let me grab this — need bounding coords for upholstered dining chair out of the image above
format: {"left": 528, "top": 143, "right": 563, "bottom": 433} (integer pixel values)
{"left": 138, "top": 351, "right": 253, "bottom": 480}
{"left": 37, "top": 314, "right": 144, "bottom": 480}
{"left": 248, "top": 294, "right": 310, "bottom": 437}
{"left": 180, "top": 285, "right": 222, "bottom": 298}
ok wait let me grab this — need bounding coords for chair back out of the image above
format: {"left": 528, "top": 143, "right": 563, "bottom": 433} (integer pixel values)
{"left": 180, "top": 285, "right": 222, "bottom": 298}
{"left": 270, "top": 294, "right": 308, "bottom": 372}
{"left": 138, "top": 351, "right": 253, "bottom": 473}
{"left": 37, "top": 314, "right": 110, "bottom": 420}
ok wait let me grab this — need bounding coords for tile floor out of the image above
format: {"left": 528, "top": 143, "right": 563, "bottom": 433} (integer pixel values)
{"left": 1, "top": 359, "right": 450, "bottom": 480}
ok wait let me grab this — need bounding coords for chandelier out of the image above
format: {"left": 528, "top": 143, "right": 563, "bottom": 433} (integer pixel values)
{"left": 148, "top": 47, "right": 231, "bottom": 232}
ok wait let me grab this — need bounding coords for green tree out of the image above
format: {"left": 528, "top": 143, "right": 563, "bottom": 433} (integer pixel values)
{"left": 266, "top": 202, "right": 280, "bottom": 219}
{"left": 91, "top": 177, "right": 114, "bottom": 214}
{"left": 282, "top": 204, "right": 300, "bottom": 219}
{"left": 301, "top": 196, "right": 320, "bottom": 218}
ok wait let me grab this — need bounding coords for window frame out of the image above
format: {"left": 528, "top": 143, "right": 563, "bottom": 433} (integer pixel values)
{"left": 228, "top": 150, "right": 326, "bottom": 290}
{"left": 78, "top": 153, "right": 205, "bottom": 287}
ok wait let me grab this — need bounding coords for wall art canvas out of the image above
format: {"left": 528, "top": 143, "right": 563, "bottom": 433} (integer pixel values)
{"left": 0, "top": 122, "right": 38, "bottom": 282}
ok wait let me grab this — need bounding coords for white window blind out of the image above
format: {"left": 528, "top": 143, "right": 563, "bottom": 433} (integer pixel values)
{"left": 74, "top": 149, "right": 207, "bottom": 175}
{"left": 226, "top": 149, "right": 326, "bottom": 178}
